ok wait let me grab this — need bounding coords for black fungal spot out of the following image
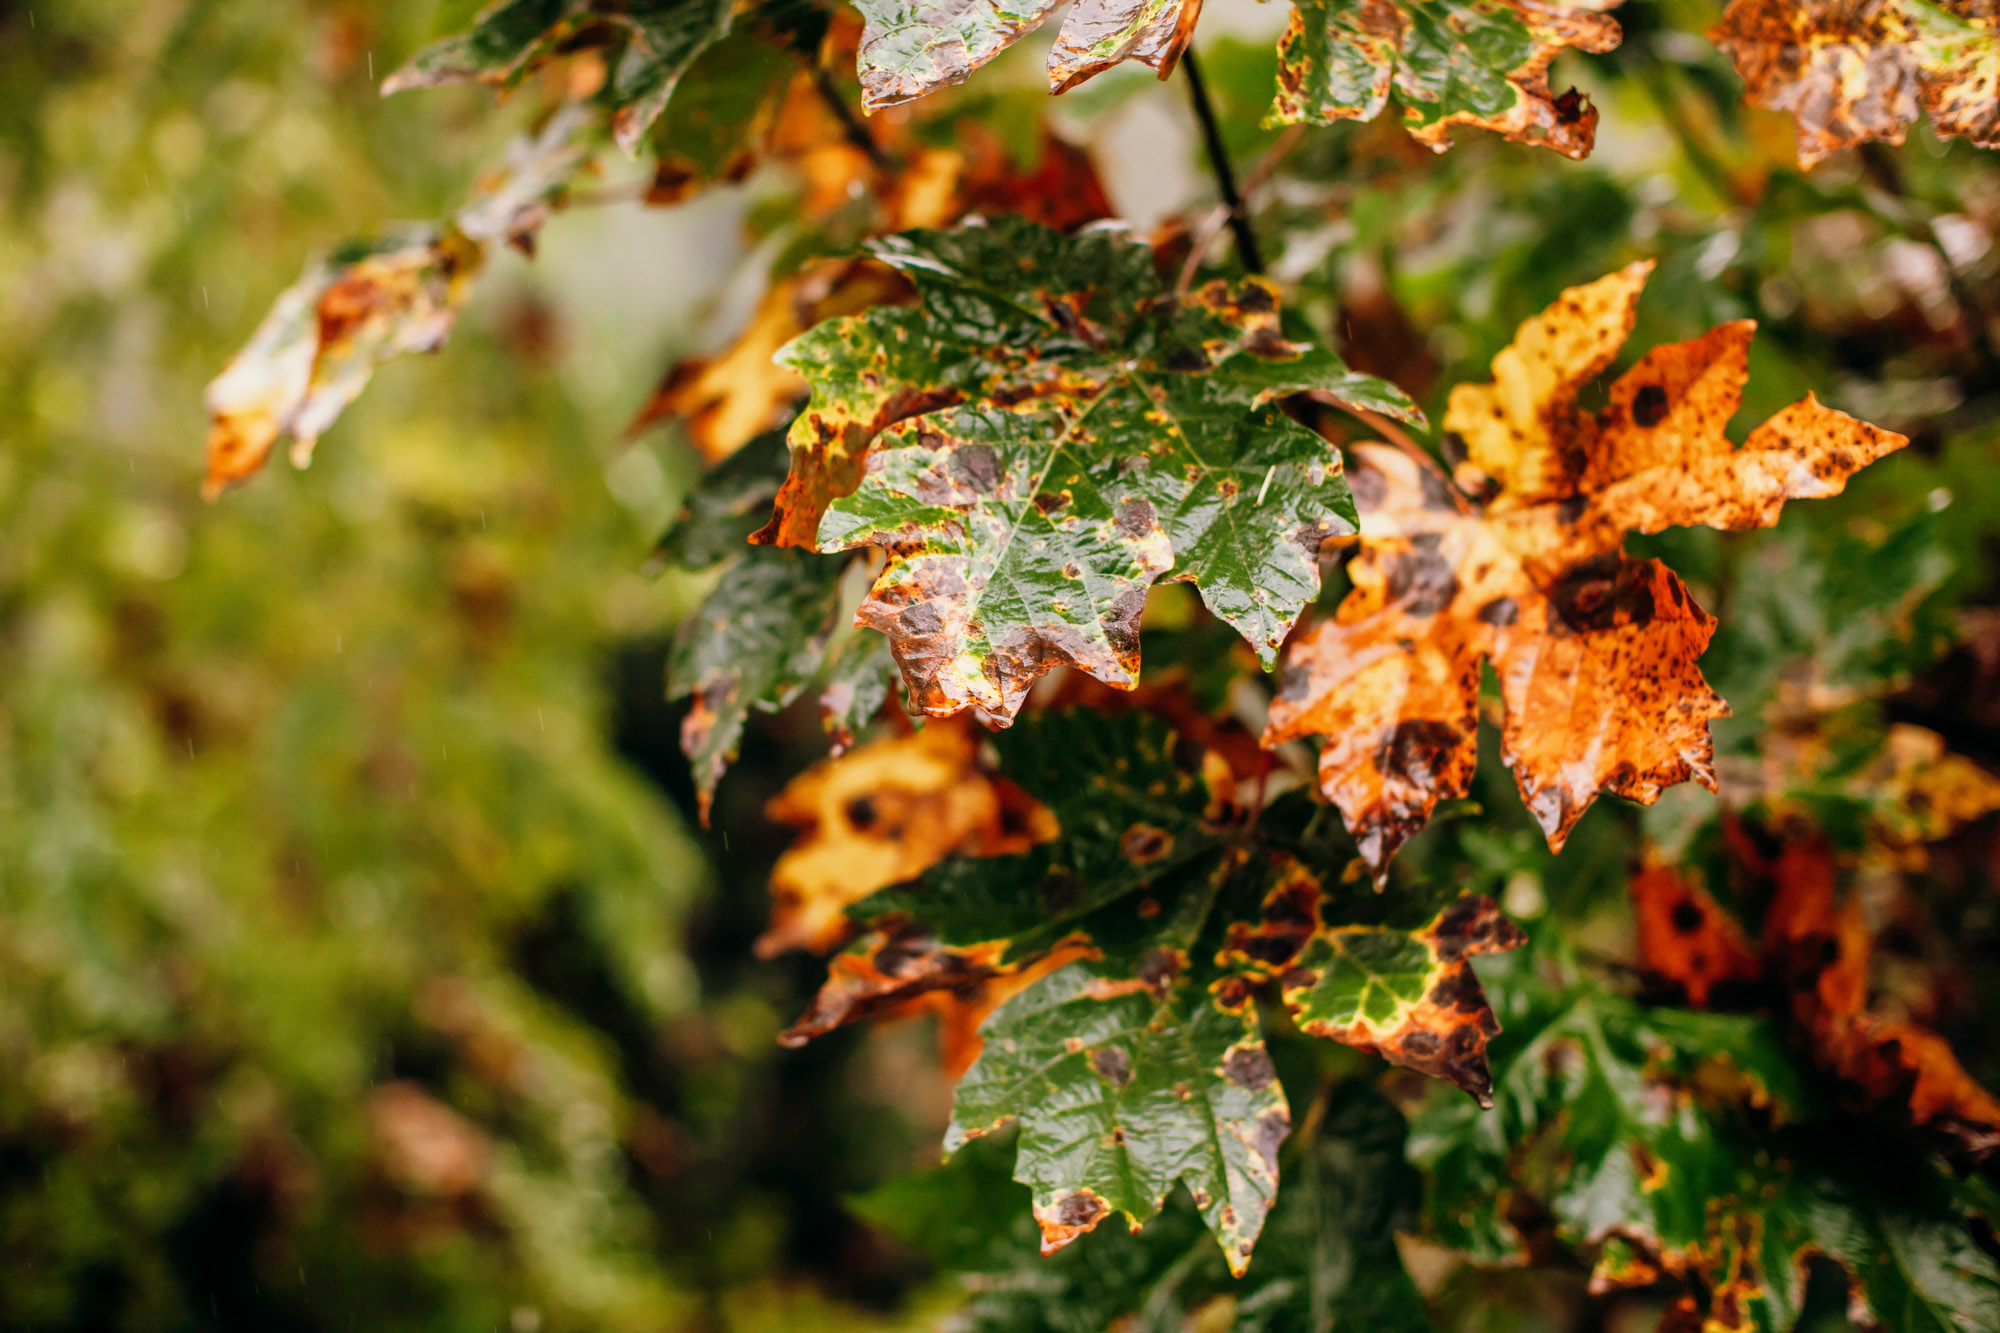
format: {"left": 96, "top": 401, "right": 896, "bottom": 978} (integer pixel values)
{"left": 1549, "top": 554, "right": 1653, "bottom": 634}
{"left": 951, "top": 444, "right": 1000, "bottom": 493}
{"left": 1115, "top": 497, "right": 1158, "bottom": 539}
{"left": 1476, "top": 596, "right": 1520, "bottom": 626}
{"left": 1401, "top": 1030, "right": 1442, "bottom": 1057}
{"left": 1138, "top": 947, "right": 1182, "bottom": 994}
{"left": 1384, "top": 533, "right": 1459, "bottom": 616}
{"left": 1042, "top": 870, "right": 1081, "bottom": 914}
{"left": 1053, "top": 1193, "right": 1107, "bottom": 1228}
{"left": 1118, "top": 823, "right": 1172, "bottom": 863}
{"left": 1672, "top": 899, "right": 1705, "bottom": 933}
{"left": 1632, "top": 383, "right": 1669, "bottom": 428}
{"left": 1554, "top": 88, "right": 1585, "bottom": 125}
{"left": 1223, "top": 1046, "right": 1278, "bottom": 1092}
{"left": 1090, "top": 1045, "right": 1133, "bottom": 1087}
{"left": 1349, "top": 461, "right": 1387, "bottom": 512}
{"left": 1235, "top": 284, "right": 1276, "bottom": 314}
{"left": 1428, "top": 967, "right": 1484, "bottom": 1013}
{"left": 1375, "top": 719, "right": 1467, "bottom": 789}
{"left": 899, "top": 602, "right": 945, "bottom": 638}
{"left": 845, "top": 796, "right": 878, "bottom": 830}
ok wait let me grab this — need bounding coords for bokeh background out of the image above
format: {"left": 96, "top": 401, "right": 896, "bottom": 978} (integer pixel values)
{"left": 11, "top": 1, "right": 2000, "bottom": 1330}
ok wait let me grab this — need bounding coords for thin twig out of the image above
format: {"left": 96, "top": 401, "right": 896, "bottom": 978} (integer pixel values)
{"left": 810, "top": 63, "right": 891, "bottom": 171}
{"left": 1172, "top": 125, "right": 1304, "bottom": 296}
{"left": 1180, "top": 47, "right": 1264, "bottom": 274}
{"left": 1174, "top": 204, "right": 1232, "bottom": 298}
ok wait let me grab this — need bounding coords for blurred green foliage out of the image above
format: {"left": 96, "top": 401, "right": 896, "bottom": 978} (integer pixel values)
{"left": 14, "top": 0, "right": 2000, "bottom": 1330}
{"left": 0, "top": 4, "right": 938, "bottom": 1329}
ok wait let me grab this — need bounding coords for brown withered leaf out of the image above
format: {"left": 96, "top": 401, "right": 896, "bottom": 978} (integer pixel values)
{"left": 1264, "top": 263, "right": 1907, "bottom": 873}
{"left": 205, "top": 110, "right": 589, "bottom": 496}
{"left": 1764, "top": 836, "right": 2000, "bottom": 1162}
{"left": 1712, "top": 0, "right": 2000, "bottom": 168}
{"left": 1631, "top": 863, "right": 1761, "bottom": 1007}
{"left": 1671, "top": 827, "right": 2000, "bottom": 1165}
{"left": 759, "top": 717, "right": 1055, "bottom": 958}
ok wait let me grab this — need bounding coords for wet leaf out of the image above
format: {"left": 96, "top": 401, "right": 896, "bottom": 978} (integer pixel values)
{"left": 786, "top": 711, "right": 1523, "bottom": 1271}
{"left": 1264, "top": 263, "right": 1907, "bottom": 873}
{"left": 850, "top": 0, "right": 1201, "bottom": 110}
{"left": 664, "top": 443, "right": 902, "bottom": 818}
{"left": 1220, "top": 867, "right": 1524, "bottom": 1104}
{"left": 947, "top": 951, "right": 1287, "bottom": 1276}
{"left": 1412, "top": 984, "right": 2000, "bottom": 1333}
{"left": 760, "top": 215, "right": 1418, "bottom": 723}
{"left": 668, "top": 546, "right": 849, "bottom": 821}
{"left": 1711, "top": 0, "right": 2000, "bottom": 169}
{"left": 384, "top": 0, "right": 735, "bottom": 153}
{"left": 854, "top": 1081, "right": 1428, "bottom": 1333}
{"left": 204, "top": 111, "right": 589, "bottom": 497}
{"left": 1271, "top": 0, "right": 1624, "bottom": 158}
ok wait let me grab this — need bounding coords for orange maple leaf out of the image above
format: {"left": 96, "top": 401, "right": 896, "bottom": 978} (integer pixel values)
{"left": 1265, "top": 263, "right": 1906, "bottom": 873}
{"left": 759, "top": 717, "right": 1054, "bottom": 958}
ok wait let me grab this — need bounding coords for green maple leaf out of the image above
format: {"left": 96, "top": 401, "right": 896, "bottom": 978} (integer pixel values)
{"left": 384, "top": 0, "right": 735, "bottom": 152}
{"left": 759, "top": 216, "right": 1420, "bottom": 723}
{"left": 947, "top": 952, "right": 1287, "bottom": 1278}
{"left": 664, "top": 435, "right": 895, "bottom": 818}
{"left": 854, "top": 1081, "right": 1430, "bottom": 1331}
{"left": 1411, "top": 987, "right": 2000, "bottom": 1332}
{"left": 1270, "top": 0, "right": 1623, "bottom": 158}
{"left": 784, "top": 711, "right": 1520, "bottom": 1272}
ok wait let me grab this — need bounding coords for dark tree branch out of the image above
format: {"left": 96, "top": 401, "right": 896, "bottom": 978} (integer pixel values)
{"left": 1180, "top": 47, "right": 1264, "bottom": 275}
{"left": 810, "top": 63, "right": 891, "bottom": 171}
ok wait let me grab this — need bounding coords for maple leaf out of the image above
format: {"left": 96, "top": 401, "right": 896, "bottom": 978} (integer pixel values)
{"left": 629, "top": 259, "right": 915, "bottom": 465}
{"left": 628, "top": 131, "right": 1112, "bottom": 464}
{"left": 849, "top": 0, "right": 1204, "bottom": 109}
{"left": 758, "top": 717, "right": 1054, "bottom": 957}
{"left": 783, "top": 711, "right": 1522, "bottom": 1271}
{"left": 757, "top": 215, "right": 1418, "bottom": 723}
{"left": 1630, "top": 862, "right": 1760, "bottom": 1008}
{"left": 204, "top": 110, "right": 589, "bottom": 497}
{"left": 1711, "top": 0, "right": 2000, "bottom": 168}
{"left": 1414, "top": 986, "right": 2000, "bottom": 1333}
{"left": 1218, "top": 869, "right": 1526, "bottom": 1103}
{"left": 1264, "top": 262, "right": 1907, "bottom": 873}
{"left": 1759, "top": 835, "right": 2000, "bottom": 1164}
{"left": 383, "top": 0, "right": 735, "bottom": 153}
{"left": 663, "top": 435, "right": 899, "bottom": 819}
{"left": 853, "top": 1081, "right": 1429, "bottom": 1333}
{"left": 1271, "top": 0, "right": 1623, "bottom": 158}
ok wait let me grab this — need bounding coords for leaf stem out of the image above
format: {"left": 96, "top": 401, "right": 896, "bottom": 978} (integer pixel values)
{"left": 1180, "top": 47, "right": 1263, "bottom": 275}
